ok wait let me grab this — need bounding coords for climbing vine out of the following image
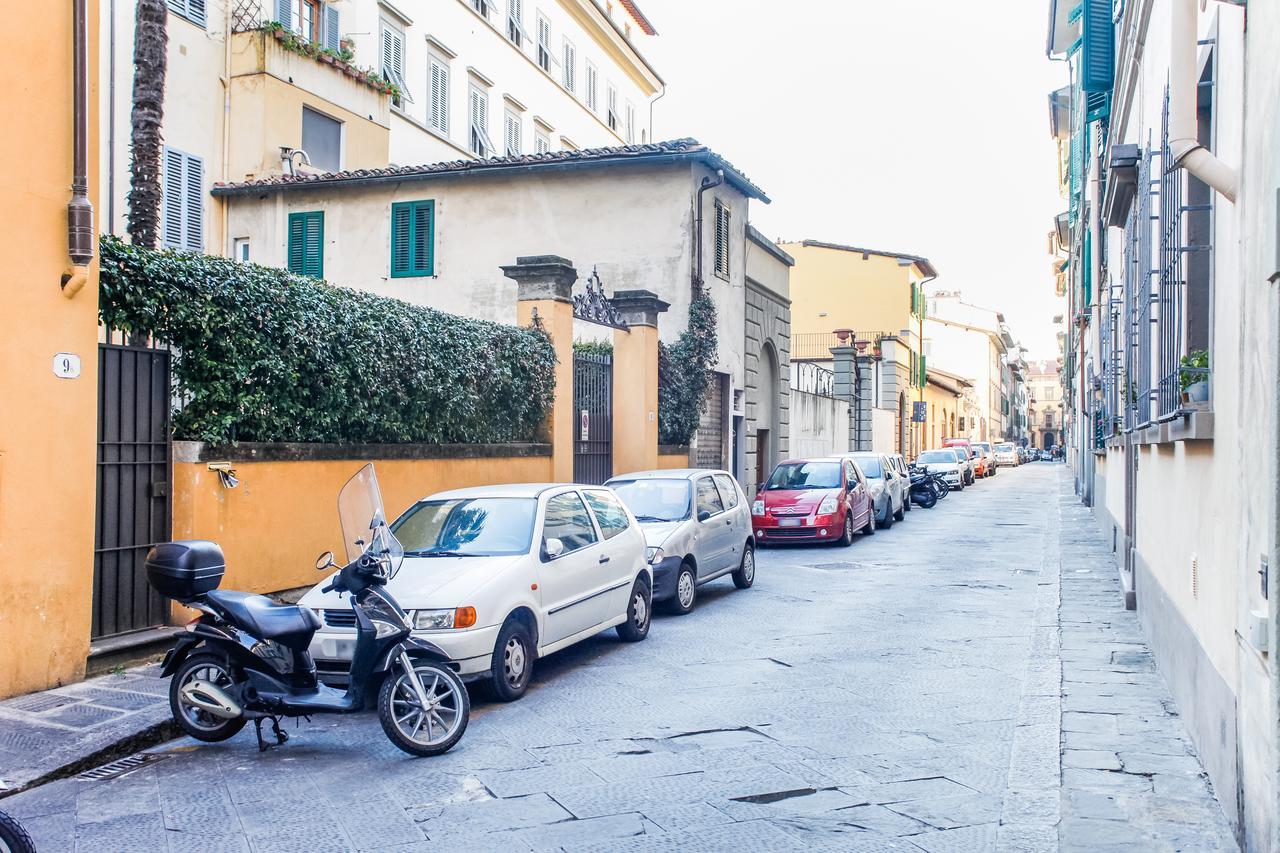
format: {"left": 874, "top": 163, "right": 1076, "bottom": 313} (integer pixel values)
{"left": 657, "top": 287, "right": 718, "bottom": 445}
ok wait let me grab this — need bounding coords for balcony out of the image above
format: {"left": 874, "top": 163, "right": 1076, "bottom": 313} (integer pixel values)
{"left": 792, "top": 331, "right": 898, "bottom": 361}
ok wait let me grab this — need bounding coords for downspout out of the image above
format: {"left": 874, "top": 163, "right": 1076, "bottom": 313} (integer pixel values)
{"left": 1170, "top": 0, "right": 1236, "bottom": 202}
{"left": 692, "top": 168, "right": 724, "bottom": 294}
{"left": 648, "top": 82, "right": 665, "bottom": 142}
{"left": 65, "top": 0, "right": 94, "bottom": 299}
{"left": 916, "top": 271, "right": 937, "bottom": 456}
{"left": 221, "top": 1, "right": 232, "bottom": 254}
{"left": 108, "top": 0, "right": 116, "bottom": 233}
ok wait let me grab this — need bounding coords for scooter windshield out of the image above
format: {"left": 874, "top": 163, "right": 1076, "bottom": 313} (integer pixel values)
{"left": 337, "top": 463, "right": 405, "bottom": 577}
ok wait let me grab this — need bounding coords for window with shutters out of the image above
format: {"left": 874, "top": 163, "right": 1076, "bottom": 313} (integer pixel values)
{"left": 713, "top": 198, "right": 730, "bottom": 279}
{"left": 506, "top": 0, "right": 524, "bottom": 46}
{"left": 167, "top": 0, "right": 207, "bottom": 27}
{"left": 390, "top": 201, "right": 435, "bottom": 278}
{"left": 287, "top": 211, "right": 324, "bottom": 278}
{"left": 380, "top": 23, "right": 409, "bottom": 109}
{"left": 585, "top": 62, "right": 599, "bottom": 112}
{"left": 273, "top": 1, "right": 338, "bottom": 49}
{"left": 162, "top": 147, "right": 205, "bottom": 252}
{"left": 562, "top": 39, "right": 576, "bottom": 92}
{"left": 297, "top": 0, "right": 321, "bottom": 41}
{"left": 472, "top": 0, "right": 491, "bottom": 17}
{"left": 534, "top": 130, "right": 551, "bottom": 154}
{"left": 536, "top": 14, "right": 551, "bottom": 71}
{"left": 429, "top": 57, "right": 450, "bottom": 135}
{"left": 301, "top": 106, "right": 342, "bottom": 172}
{"left": 504, "top": 111, "right": 522, "bottom": 156}
{"left": 606, "top": 84, "right": 618, "bottom": 131}
{"left": 469, "top": 87, "right": 494, "bottom": 156}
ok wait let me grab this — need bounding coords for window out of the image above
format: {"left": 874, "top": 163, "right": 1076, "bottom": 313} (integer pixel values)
{"left": 162, "top": 147, "right": 204, "bottom": 252}
{"left": 695, "top": 477, "right": 724, "bottom": 519}
{"left": 713, "top": 198, "right": 730, "bottom": 279}
{"left": 297, "top": 0, "right": 321, "bottom": 41}
{"left": 585, "top": 62, "right": 599, "bottom": 111}
{"left": 287, "top": 211, "right": 324, "bottom": 278}
{"left": 542, "top": 492, "right": 598, "bottom": 554}
{"left": 534, "top": 129, "right": 550, "bottom": 154}
{"left": 390, "top": 200, "right": 434, "bottom": 278}
{"left": 393, "top": 497, "right": 536, "bottom": 556}
{"left": 536, "top": 14, "right": 551, "bottom": 71}
{"left": 504, "top": 111, "right": 522, "bottom": 156}
{"left": 584, "top": 491, "right": 629, "bottom": 539}
{"left": 472, "top": 0, "right": 491, "bottom": 17}
{"left": 273, "top": 0, "right": 338, "bottom": 48}
{"left": 167, "top": 0, "right": 207, "bottom": 27}
{"left": 380, "top": 23, "right": 409, "bottom": 108}
{"left": 562, "top": 39, "right": 576, "bottom": 92}
{"left": 606, "top": 84, "right": 618, "bottom": 131}
{"left": 233, "top": 238, "right": 250, "bottom": 262}
{"left": 469, "top": 87, "right": 493, "bottom": 156}
{"left": 429, "top": 58, "right": 450, "bottom": 135}
{"left": 301, "top": 106, "right": 341, "bottom": 172}
{"left": 712, "top": 474, "right": 739, "bottom": 509}
{"left": 624, "top": 102, "right": 635, "bottom": 143}
{"left": 506, "top": 0, "right": 524, "bottom": 46}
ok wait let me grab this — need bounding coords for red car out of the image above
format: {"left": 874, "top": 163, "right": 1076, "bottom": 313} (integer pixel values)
{"left": 751, "top": 457, "right": 876, "bottom": 546}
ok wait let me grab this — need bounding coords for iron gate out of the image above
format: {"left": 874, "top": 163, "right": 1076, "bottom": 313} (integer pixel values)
{"left": 573, "top": 351, "right": 613, "bottom": 484}
{"left": 93, "top": 339, "right": 172, "bottom": 639}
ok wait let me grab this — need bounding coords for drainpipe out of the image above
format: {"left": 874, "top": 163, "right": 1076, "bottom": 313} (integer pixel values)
{"left": 915, "top": 270, "right": 937, "bottom": 457}
{"left": 65, "top": 0, "right": 94, "bottom": 299}
{"left": 221, "top": 1, "right": 232, "bottom": 254}
{"left": 692, "top": 168, "right": 724, "bottom": 293}
{"left": 648, "top": 82, "right": 666, "bottom": 142}
{"left": 1169, "top": 0, "right": 1237, "bottom": 203}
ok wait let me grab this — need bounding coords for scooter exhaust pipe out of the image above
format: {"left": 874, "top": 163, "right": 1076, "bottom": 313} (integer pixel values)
{"left": 180, "top": 680, "right": 242, "bottom": 719}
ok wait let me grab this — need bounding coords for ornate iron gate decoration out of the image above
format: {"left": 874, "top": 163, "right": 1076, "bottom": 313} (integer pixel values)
{"left": 573, "top": 351, "right": 613, "bottom": 484}
{"left": 573, "top": 267, "right": 627, "bottom": 328}
{"left": 93, "top": 335, "right": 172, "bottom": 639}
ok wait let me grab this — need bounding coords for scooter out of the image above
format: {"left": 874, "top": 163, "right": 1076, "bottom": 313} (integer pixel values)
{"left": 907, "top": 467, "right": 938, "bottom": 509}
{"left": 149, "top": 464, "right": 469, "bottom": 757}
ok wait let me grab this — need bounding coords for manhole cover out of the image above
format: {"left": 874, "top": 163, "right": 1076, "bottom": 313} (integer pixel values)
{"left": 78, "top": 752, "right": 169, "bottom": 781}
{"left": 811, "top": 562, "right": 858, "bottom": 571}
{"left": 2, "top": 693, "right": 78, "bottom": 714}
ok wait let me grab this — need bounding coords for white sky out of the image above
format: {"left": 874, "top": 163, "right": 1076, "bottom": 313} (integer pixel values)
{"left": 638, "top": 0, "right": 1068, "bottom": 359}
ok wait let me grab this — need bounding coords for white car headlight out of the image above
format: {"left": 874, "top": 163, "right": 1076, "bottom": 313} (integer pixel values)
{"left": 413, "top": 609, "right": 455, "bottom": 630}
{"left": 645, "top": 546, "right": 665, "bottom": 565}
{"left": 817, "top": 495, "right": 838, "bottom": 515}
{"left": 751, "top": 499, "right": 765, "bottom": 516}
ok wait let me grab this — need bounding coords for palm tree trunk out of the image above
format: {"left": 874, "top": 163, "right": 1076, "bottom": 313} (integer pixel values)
{"left": 127, "top": 0, "right": 168, "bottom": 248}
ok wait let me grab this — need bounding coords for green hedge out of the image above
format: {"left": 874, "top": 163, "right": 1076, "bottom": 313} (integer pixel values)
{"left": 99, "top": 236, "right": 556, "bottom": 445}
{"left": 658, "top": 288, "right": 718, "bottom": 445}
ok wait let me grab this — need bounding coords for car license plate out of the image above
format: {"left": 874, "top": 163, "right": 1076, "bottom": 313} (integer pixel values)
{"left": 323, "top": 638, "right": 356, "bottom": 659}
{"left": 778, "top": 518, "right": 803, "bottom": 527}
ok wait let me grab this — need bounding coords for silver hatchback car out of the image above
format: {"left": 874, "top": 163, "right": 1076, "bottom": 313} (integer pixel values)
{"left": 604, "top": 469, "right": 755, "bottom": 615}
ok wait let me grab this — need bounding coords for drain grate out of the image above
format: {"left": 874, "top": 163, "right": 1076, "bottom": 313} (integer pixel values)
{"left": 78, "top": 752, "right": 169, "bottom": 781}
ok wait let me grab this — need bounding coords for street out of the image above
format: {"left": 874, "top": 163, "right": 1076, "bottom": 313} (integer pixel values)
{"left": 0, "top": 465, "right": 1235, "bottom": 851}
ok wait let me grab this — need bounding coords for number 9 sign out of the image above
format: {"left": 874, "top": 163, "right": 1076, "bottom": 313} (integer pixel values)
{"left": 52, "top": 353, "right": 81, "bottom": 379}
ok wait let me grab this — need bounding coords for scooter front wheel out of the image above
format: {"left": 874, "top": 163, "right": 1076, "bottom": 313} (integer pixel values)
{"left": 378, "top": 659, "right": 469, "bottom": 757}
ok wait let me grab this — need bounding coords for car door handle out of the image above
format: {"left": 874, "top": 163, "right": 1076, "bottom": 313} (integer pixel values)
{"left": 598, "top": 555, "right": 610, "bottom": 564}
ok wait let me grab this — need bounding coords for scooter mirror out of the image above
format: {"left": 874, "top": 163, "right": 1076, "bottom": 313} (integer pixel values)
{"left": 315, "top": 550, "right": 336, "bottom": 571}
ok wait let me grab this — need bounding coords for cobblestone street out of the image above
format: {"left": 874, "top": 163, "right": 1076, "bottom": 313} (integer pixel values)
{"left": 1, "top": 465, "right": 1237, "bottom": 851}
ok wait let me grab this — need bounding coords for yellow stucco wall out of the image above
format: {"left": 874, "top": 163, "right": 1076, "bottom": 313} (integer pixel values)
{"left": 781, "top": 243, "right": 920, "bottom": 338}
{"left": 171, "top": 451, "right": 553, "bottom": 603}
{"left": 612, "top": 324, "right": 659, "bottom": 477}
{"left": 922, "top": 382, "right": 962, "bottom": 452}
{"left": 656, "top": 452, "right": 690, "bottom": 470}
{"left": 0, "top": 1, "right": 102, "bottom": 697}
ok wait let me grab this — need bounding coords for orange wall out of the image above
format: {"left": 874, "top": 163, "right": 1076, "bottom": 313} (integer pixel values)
{"left": 656, "top": 452, "right": 690, "bottom": 470}
{"left": 171, "top": 451, "right": 553, "bottom": 602}
{"left": 0, "top": 2, "right": 101, "bottom": 698}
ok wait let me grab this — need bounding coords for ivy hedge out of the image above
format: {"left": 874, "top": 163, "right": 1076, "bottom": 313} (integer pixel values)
{"left": 658, "top": 288, "right": 718, "bottom": 445}
{"left": 99, "top": 236, "right": 556, "bottom": 445}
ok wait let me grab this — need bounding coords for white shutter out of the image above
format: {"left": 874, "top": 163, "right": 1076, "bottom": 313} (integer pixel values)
{"left": 323, "top": 5, "right": 340, "bottom": 51}
{"left": 381, "top": 28, "right": 393, "bottom": 75}
{"left": 184, "top": 154, "right": 204, "bottom": 251}
{"left": 274, "top": 0, "right": 291, "bottom": 31}
{"left": 563, "top": 41, "right": 576, "bottom": 91}
{"left": 430, "top": 60, "right": 449, "bottom": 133}
{"left": 162, "top": 148, "right": 185, "bottom": 248}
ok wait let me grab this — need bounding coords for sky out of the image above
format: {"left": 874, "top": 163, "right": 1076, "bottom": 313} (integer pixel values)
{"left": 637, "top": 0, "right": 1068, "bottom": 359}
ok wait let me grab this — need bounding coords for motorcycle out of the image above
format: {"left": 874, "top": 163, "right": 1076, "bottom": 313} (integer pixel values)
{"left": 0, "top": 810, "right": 35, "bottom": 853}
{"left": 148, "top": 464, "right": 469, "bottom": 757}
{"left": 907, "top": 467, "right": 938, "bottom": 509}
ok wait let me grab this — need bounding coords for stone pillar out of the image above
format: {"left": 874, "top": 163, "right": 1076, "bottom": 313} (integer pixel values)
{"left": 854, "top": 354, "right": 875, "bottom": 451}
{"left": 502, "top": 255, "right": 577, "bottom": 482}
{"left": 610, "top": 290, "right": 669, "bottom": 475}
{"left": 831, "top": 344, "right": 858, "bottom": 453}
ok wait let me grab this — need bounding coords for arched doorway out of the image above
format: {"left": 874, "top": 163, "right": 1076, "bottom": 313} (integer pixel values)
{"left": 753, "top": 342, "right": 780, "bottom": 495}
{"left": 1043, "top": 431, "right": 1055, "bottom": 450}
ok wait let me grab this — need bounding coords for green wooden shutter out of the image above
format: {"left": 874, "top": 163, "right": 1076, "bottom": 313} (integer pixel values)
{"left": 1080, "top": 0, "right": 1114, "bottom": 93}
{"left": 919, "top": 354, "right": 927, "bottom": 387}
{"left": 390, "top": 201, "right": 434, "bottom": 278}
{"left": 288, "top": 211, "right": 324, "bottom": 278}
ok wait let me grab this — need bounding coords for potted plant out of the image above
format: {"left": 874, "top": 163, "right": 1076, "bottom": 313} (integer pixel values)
{"left": 1179, "top": 350, "right": 1210, "bottom": 404}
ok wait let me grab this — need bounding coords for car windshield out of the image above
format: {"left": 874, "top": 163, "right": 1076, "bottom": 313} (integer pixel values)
{"left": 765, "top": 462, "right": 841, "bottom": 490}
{"left": 995, "top": 443, "right": 1015, "bottom": 452}
{"left": 851, "top": 456, "right": 883, "bottom": 478}
{"left": 607, "top": 479, "right": 692, "bottom": 523}
{"left": 917, "top": 451, "right": 956, "bottom": 464}
{"left": 975, "top": 444, "right": 991, "bottom": 453}
{"left": 392, "top": 497, "right": 537, "bottom": 557}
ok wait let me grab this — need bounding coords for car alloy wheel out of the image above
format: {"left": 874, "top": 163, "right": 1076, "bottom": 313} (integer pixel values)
{"left": 632, "top": 589, "right": 649, "bottom": 629}
{"left": 503, "top": 636, "right": 527, "bottom": 688}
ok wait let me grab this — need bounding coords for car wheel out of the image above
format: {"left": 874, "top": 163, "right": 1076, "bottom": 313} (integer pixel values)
{"left": 488, "top": 619, "right": 534, "bottom": 702}
{"left": 616, "top": 576, "right": 651, "bottom": 642}
{"left": 861, "top": 506, "right": 876, "bottom": 535}
{"left": 893, "top": 499, "right": 905, "bottom": 522}
{"left": 877, "top": 499, "right": 894, "bottom": 529}
{"left": 904, "top": 492, "right": 912, "bottom": 512}
{"left": 732, "top": 544, "right": 756, "bottom": 589}
{"left": 670, "top": 563, "right": 697, "bottom": 615}
{"left": 837, "top": 512, "right": 855, "bottom": 546}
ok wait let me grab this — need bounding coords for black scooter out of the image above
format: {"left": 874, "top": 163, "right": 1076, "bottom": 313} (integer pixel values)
{"left": 907, "top": 467, "right": 938, "bottom": 509}
{"left": 149, "top": 465, "right": 469, "bottom": 757}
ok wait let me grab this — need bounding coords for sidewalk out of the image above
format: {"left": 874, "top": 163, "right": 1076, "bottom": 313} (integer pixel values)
{"left": 0, "top": 663, "right": 172, "bottom": 792}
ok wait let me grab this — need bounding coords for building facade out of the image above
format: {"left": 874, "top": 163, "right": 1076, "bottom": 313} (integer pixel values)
{"left": 101, "top": 0, "right": 662, "bottom": 256}
{"left": 742, "top": 226, "right": 792, "bottom": 496}
{"left": 1047, "top": 0, "right": 1280, "bottom": 847}
{"left": 922, "top": 293, "right": 1014, "bottom": 442}
{"left": 1025, "top": 359, "right": 1062, "bottom": 450}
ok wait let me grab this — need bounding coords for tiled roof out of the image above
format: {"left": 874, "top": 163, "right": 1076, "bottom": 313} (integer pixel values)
{"left": 795, "top": 240, "right": 938, "bottom": 278}
{"left": 211, "top": 138, "right": 769, "bottom": 201}
{"left": 619, "top": 0, "right": 658, "bottom": 35}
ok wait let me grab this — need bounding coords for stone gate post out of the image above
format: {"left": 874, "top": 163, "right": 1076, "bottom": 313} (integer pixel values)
{"left": 610, "top": 290, "right": 669, "bottom": 475}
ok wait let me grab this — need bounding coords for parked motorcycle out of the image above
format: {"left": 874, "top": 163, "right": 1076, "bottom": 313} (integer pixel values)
{"left": 0, "top": 809, "right": 36, "bottom": 853}
{"left": 148, "top": 464, "right": 469, "bottom": 757}
{"left": 907, "top": 468, "right": 938, "bottom": 509}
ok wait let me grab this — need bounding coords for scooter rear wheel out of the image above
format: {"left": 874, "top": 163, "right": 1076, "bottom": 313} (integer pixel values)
{"left": 378, "top": 660, "right": 469, "bottom": 757}
{"left": 169, "top": 653, "right": 247, "bottom": 742}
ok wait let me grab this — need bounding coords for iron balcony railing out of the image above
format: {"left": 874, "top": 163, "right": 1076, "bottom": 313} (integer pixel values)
{"left": 790, "top": 361, "right": 835, "bottom": 398}
{"left": 791, "top": 330, "right": 898, "bottom": 361}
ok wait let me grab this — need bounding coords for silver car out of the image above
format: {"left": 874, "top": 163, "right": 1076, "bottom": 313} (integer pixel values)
{"left": 843, "top": 452, "right": 906, "bottom": 529}
{"left": 604, "top": 469, "right": 755, "bottom": 614}
{"left": 887, "top": 452, "right": 913, "bottom": 512}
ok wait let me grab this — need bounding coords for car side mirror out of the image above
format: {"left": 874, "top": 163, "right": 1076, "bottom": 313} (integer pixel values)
{"left": 315, "top": 550, "right": 336, "bottom": 571}
{"left": 697, "top": 509, "right": 712, "bottom": 522}
{"left": 544, "top": 538, "right": 565, "bottom": 560}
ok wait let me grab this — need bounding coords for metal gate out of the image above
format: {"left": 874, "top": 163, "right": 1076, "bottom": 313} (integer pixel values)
{"left": 573, "top": 351, "right": 613, "bottom": 484}
{"left": 92, "top": 339, "right": 172, "bottom": 639}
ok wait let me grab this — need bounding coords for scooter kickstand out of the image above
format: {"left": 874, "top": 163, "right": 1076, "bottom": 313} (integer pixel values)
{"left": 253, "top": 718, "right": 270, "bottom": 752}
{"left": 270, "top": 716, "right": 289, "bottom": 745}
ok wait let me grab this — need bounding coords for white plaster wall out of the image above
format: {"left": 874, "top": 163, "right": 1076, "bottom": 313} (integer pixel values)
{"left": 870, "top": 408, "right": 896, "bottom": 454}
{"left": 790, "top": 391, "right": 849, "bottom": 459}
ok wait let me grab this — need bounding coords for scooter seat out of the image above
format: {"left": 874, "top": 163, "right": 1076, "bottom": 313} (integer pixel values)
{"left": 205, "top": 590, "right": 322, "bottom": 650}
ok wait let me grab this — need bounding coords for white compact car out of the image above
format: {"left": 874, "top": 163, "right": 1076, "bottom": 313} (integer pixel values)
{"left": 915, "top": 449, "right": 966, "bottom": 489}
{"left": 301, "top": 483, "right": 652, "bottom": 702}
